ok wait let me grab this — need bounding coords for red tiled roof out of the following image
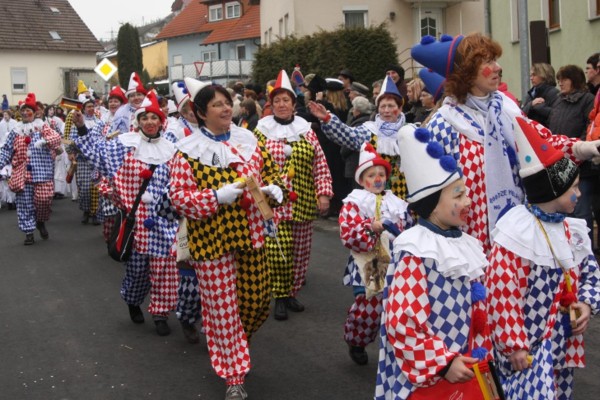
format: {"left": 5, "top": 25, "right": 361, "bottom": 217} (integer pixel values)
{"left": 156, "top": 0, "right": 259, "bottom": 43}
{"left": 0, "top": 0, "right": 103, "bottom": 53}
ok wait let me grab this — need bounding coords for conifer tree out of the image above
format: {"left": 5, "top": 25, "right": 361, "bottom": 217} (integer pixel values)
{"left": 117, "top": 23, "right": 144, "bottom": 87}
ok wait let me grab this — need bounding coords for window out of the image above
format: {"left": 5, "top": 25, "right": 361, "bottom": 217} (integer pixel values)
{"left": 173, "top": 55, "right": 183, "bottom": 65}
{"left": 237, "top": 45, "right": 246, "bottom": 60}
{"left": 209, "top": 4, "right": 223, "bottom": 22}
{"left": 226, "top": 2, "right": 241, "bottom": 19}
{"left": 284, "top": 14, "right": 289, "bottom": 37}
{"left": 11, "top": 68, "right": 27, "bottom": 93}
{"left": 49, "top": 7, "right": 60, "bottom": 13}
{"left": 202, "top": 51, "right": 217, "bottom": 62}
{"left": 597, "top": 0, "right": 600, "bottom": 16}
{"left": 549, "top": 0, "right": 560, "bottom": 28}
{"left": 344, "top": 11, "right": 367, "bottom": 28}
{"left": 591, "top": 0, "right": 600, "bottom": 17}
{"left": 49, "top": 31, "right": 62, "bottom": 40}
{"left": 510, "top": 0, "right": 519, "bottom": 42}
{"left": 279, "top": 18, "right": 283, "bottom": 37}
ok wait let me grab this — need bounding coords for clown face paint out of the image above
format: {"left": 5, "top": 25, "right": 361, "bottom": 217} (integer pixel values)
{"left": 138, "top": 113, "right": 161, "bottom": 138}
{"left": 429, "top": 179, "right": 472, "bottom": 230}
{"left": 359, "top": 165, "right": 387, "bottom": 194}
{"left": 471, "top": 59, "right": 501, "bottom": 97}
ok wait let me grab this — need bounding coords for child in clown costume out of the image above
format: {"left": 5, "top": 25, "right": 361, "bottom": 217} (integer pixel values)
{"left": 339, "top": 142, "right": 411, "bottom": 366}
{"left": 486, "top": 117, "right": 600, "bottom": 399}
{"left": 375, "top": 125, "right": 493, "bottom": 400}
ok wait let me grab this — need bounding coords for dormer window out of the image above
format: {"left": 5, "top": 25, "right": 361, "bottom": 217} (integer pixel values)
{"left": 209, "top": 4, "right": 223, "bottom": 22}
{"left": 226, "top": 1, "right": 241, "bottom": 19}
{"left": 49, "top": 31, "right": 62, "bottom": 40}
{"left": 49, "top": 7, "right": 60, "bottom": 13}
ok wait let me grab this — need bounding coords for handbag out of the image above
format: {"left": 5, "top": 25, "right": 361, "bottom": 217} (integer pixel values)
{"left": 107, "top": 164, "right": 157, "bottom": 262}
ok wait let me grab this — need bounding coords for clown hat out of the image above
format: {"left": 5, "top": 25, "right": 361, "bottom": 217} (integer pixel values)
{"left": 270, "top": 69, "right": 295, "bottom": 100}
{"left": 125, "top": 72, "right": 147, "bottom": 97}
{"left": 77, "top": 93, "right": 94, "bottom": 106}
{"left": 325, "top": 78, "right": 344, "bottom": 91}
{"left": 108, "top": 86, "right": 127, "bottom": 104}
{"left": 290, "top": 65, "right": 305, "bottom": 87}
{"left": 419, "top": 68, "right": 445, "bottom": 102}
{"left": 355, "top": 143, "right": 391, "bottom": 185}
{"left": 513, "top": 117, "right": 579, "bottom": 203}
{"left": 411, "top": 34, "right": 464, "bottom": 78}
{"left": 77, "top": 80, "right": 89, "bottom": 95}
{"left": 183, "top": 77, "right": 211, "bottom": 103}
{"left": 167, "top": 99, "right": 177, "bottom": 115}
{"left": 376, "top": 75, "right": 402, "bottom": 106}
{"left": 19, "top": 93, "right": 38, "bottom": 111}
{"left": 134, "top": 91, "right": 165, "bottom": 123}
{"left": 398, "top": 124, "right": 461, "bottom": 202}
{"left": 172, "top": 80, "right": 191, "bottom": 112}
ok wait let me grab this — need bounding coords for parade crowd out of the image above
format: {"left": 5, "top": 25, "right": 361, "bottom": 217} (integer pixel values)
{"left": 1, "top": 32, "right": 600, "bottom": 400}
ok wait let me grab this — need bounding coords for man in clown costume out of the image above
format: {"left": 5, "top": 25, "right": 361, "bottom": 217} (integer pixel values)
{"left": 0, "top": 93, "right": 61, "bottom": 245}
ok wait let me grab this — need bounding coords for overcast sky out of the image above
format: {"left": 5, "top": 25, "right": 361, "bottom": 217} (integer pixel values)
{"left": 68, "top": 0, "right": 173, "bottom": 41}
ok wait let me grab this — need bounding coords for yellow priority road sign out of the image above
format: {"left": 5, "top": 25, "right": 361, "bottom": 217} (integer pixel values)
{"left": 95, "top": 58, "right": 118, "bottom": 81}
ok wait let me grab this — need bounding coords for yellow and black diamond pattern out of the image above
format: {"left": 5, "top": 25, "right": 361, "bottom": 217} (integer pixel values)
{"left": 285, "top": 138, "right": 317, "bottom": 221}
{"left": 370, "top": 135, "right": 408, "bottom": 199}
{"left": 235, "top": 248, "right": 271, "bottom": 339}
{"left": 264, "top": 220, "right": 294, "bottom": 298}
{"left": 182, "top": 153, "right": 254, "bottom": 261}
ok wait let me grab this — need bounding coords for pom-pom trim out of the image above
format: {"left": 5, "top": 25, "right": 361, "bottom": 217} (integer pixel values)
{"left": 420, "top": 35, "right": 435, "bottom": 45}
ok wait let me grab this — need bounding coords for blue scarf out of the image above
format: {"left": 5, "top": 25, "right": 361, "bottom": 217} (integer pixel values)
{"left": 375, "top": 114, "right": 405, "bottom": 138}
{"left": 525, "top": 202, "right": 566, "bottom": 223}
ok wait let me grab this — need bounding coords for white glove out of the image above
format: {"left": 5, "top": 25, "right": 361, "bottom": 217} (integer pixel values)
{"left": 592, "top": 156, "right": 600, "bottom": 165}
{"left": 260, "top": 184, "right": 283, "bottom": 203}
{"left": 215, "top": 182, "right": 244, "bottom": 205}
{"left": 34, "top": 139, "right": 47, "bottom": 148}
{"left": 572, "top": 140, "right": 600, "bottom": 161}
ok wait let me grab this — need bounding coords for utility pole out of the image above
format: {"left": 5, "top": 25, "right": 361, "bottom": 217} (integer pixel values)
{"left": 517, "top": 0, "right": 530, "bottom": 102}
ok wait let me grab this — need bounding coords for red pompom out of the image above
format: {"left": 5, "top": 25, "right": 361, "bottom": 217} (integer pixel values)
{"left": 24, "top": 136, "right": 32, "bottom": 145}
{"left": 289, "top": 191, "right": 298, "bottom": 202}
{"left": 560, "top": 291, "right": 577, "bottom": 307}
{"left": 139, "top": 169, "right": 153, "bottom": 180}
{"left": 239, "top": 196, "right": 252, "bottom": 210}
{"left": 472, "top": 309, "right": 487, "bottom": 335}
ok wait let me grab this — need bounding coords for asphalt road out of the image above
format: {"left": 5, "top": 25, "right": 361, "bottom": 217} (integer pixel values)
{"left": 0, "top": 198, "right": 598, "bottom": 399}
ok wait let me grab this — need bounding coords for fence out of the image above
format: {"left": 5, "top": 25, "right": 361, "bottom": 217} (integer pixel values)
{"left": 170, "top": 59, "right": 254, "bottom": 84}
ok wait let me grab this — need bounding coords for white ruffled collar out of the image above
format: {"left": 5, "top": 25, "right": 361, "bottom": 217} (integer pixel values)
{"left": 492, "top": 205, "right": 591, "bottom": 269}
{"left": 394, "top": 224, "right": 487, "bottom": 280}
{"left": 256, "top": 115, "right": 311, "bottom": 142}
{"left": 16, "top": 119, "right": 44, "bottom": 135}
{"left": 343, "top": 189, "right": 409, "bottom": 221}
{"left": 118, "top": 131, "right": 176, "bottom": 164}
{"left": 175, "top": 124, "right": 257, "bottom": 166}
{"left": 361, "top": 120, "right": 405, "bottom": 156}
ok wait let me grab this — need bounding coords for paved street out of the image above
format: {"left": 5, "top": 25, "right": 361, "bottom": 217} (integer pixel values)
{"left": 0, "top": 198, "right": 599, "bottom": 399}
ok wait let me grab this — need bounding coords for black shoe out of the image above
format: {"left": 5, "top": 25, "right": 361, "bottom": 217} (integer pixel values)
{"left": 180, "top": 321, "right": 200, "bottom": 344}
{"left": 24, "top": 233, "right": 34, "bottom": 246}
{"left": 285, "top": 297, "right": 305, "bottom": 312}
{"left": 8, "top": 202, "right": 16, "bottom": 210}
{"left": 91, "top": 216, "right": 101, "bottom": 226}
{"left": 36, "top": 222, "right": 49, "bottom": 239}
{"left": 81, "top": 211, "right": 89, "bottom": 224}
{"left": 128, "top": 305, "right": 145, "bottom": 324}
{"left": 274, "top": 298, "right": 288, "bottom": 320}
{"left": 348, "top": 345, "right": 368, "bottom": 365}
{"left": 54, "top": 193, "right": 65, "bottom": 200}
{"left": 154, "top": 320, "right": 171, "bottom": 336}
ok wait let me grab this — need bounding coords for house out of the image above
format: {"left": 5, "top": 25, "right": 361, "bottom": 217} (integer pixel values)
{"left": 101, "top": 41, "right": 170, "bottom": 83}
{"left": 0, "top": 0, "right": 103, "bottom": 105}
{"left": 490, "top": 0, "right": 600, "bottom": 101}
{"left": 259, "top": 0, "right": 484, "bottom": 79}
{"left": 156, "top": 0, "right": 261, "bottom": 86}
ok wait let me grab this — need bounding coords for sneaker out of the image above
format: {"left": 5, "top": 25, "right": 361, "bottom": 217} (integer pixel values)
{"left": 225, "top": 384, "right": 248, "bottom": 400}
{"left": 274, "top": 298, "right": 288, "bottom": 321}
{"left": 128, "top": 305, "right": 145, "bottom": 324}
{"left": 36, "top": 222, "right": 49, "bottom": 240}
{"left": 154, "top": 320, "right": 171, "bottom": 336}
{"left": 24, "top": 233, "right": 35, "bottom": 246}
{"left": 180, "top": 321, "right": 200, "bottom": 344}
{"left": 285, "top": 297, "right": 305, "bottom": 312}
{"left": 348, "top": 345, "right": 368, "bottom": 365}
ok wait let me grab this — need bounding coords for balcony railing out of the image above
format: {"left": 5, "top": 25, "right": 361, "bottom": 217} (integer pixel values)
{"left": 170, "top": 59, "right": 254, "bottom": 83}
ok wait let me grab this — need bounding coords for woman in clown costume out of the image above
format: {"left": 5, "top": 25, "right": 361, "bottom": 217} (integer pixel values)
{"left": 254, "top": 69, "right": 333, "bottom": 321}
{"left": 375, "top": 125, "right": 493, "bottom": 400}
{"left": 72, "top": 91, "right": 180, "bottom": 338}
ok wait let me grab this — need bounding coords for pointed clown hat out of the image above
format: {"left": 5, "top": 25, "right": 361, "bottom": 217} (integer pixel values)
{"left": 513, "top": 117, "right": 579, "bottom": 203}
{"left": 375, "top": 75, "right": 403, "bottom": 107}
{"left": 411, "top": 34, "right": 464, "bottom": 78}
{"left": 77, "top": 80, "right": 89, "bottom": 95}
{"left": 125, "top": 72, "right": 148, "bottom": 97}
{"left": 355, "top": 142, "right": 392, "bottom": 185}
{"left": 167, "top": 99, "right": 177, "bottom": 115}
{"left": 398, "top": 124, "right": 462, "bottom": 203}
{"left": 172, "top": 80, "right": 191, "bottom": 112}
{"left": 19, "top": 92, "right": 38, "bottom": 111}
{"left": 108, "top": 86, "right": 127, "bottom": 104}
{"left": 419, "top": 68, "right": 446, "bottom": 102}
{"left": 270, "top": 69, "right": 295, "bottom": 100}
{"left": 183, "top": 77, "right": 211, "bottom": 103}
{"left": 290, "top": 65, "right": 305, "bottom": 87}
{"left": 134, "top": 91, "right": 165, "bottom": 123}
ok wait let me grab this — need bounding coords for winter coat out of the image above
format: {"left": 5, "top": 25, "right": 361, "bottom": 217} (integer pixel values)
{"left": 547, "top": 89, "right": 594, "bottom": 139}
{"left": 521, "top": 83, "right": 559, "bottom": 127}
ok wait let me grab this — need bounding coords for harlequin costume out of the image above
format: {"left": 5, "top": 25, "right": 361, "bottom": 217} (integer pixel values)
{"left": 339, "top": 143, "right": 411, "bottom": 365}
{"left": 375, "top": 125, "right": 492, "bottom": 400}
{"left": 0, "top": 93, "right": 61, "bottom": 244}
{"left": 169, "top": 78, "right": 286, "bottom": 388}
{"left": 254, "top": 70, "right": 333, "bottom": 319}
{"left": 319, "top": 76, "right": 408, "bottom": 199}
{"left": 486, "top": 117, "right": 600, "bottom": 399}
{"left": 110, "top": 72, "right": 147, "bottom": 135}
{"left": 73, "top": 92, "right": 180, "bottom": 333}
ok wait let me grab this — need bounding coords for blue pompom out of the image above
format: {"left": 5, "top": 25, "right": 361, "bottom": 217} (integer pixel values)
{"left": 426, "top": 142, "right": 444, "bottom": 159}
{"left": 26, "top": 164, "right": 32, "bottom": 171}
{"left": 471, "top": 347, "right": 488, "bottom": 360}
{"left": 439, "top": 155, "right": 457, "bottom": 172}
{"left": 471, "top": 281, "right": 486, "bottom": 302}
{"left": 440, "top": 34, "right": 454, "bottom": 42}
{"left": 414, "top": 127, "right": 432, "bottom": 143}
{"left": 420, "top": 35, "right": 435, "bottom": 45}
{"left": 143, "top": 218, "right": 156, "bottom": 230}
{"left": 177, "top": 81, "right": 185, "bottom": 88}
